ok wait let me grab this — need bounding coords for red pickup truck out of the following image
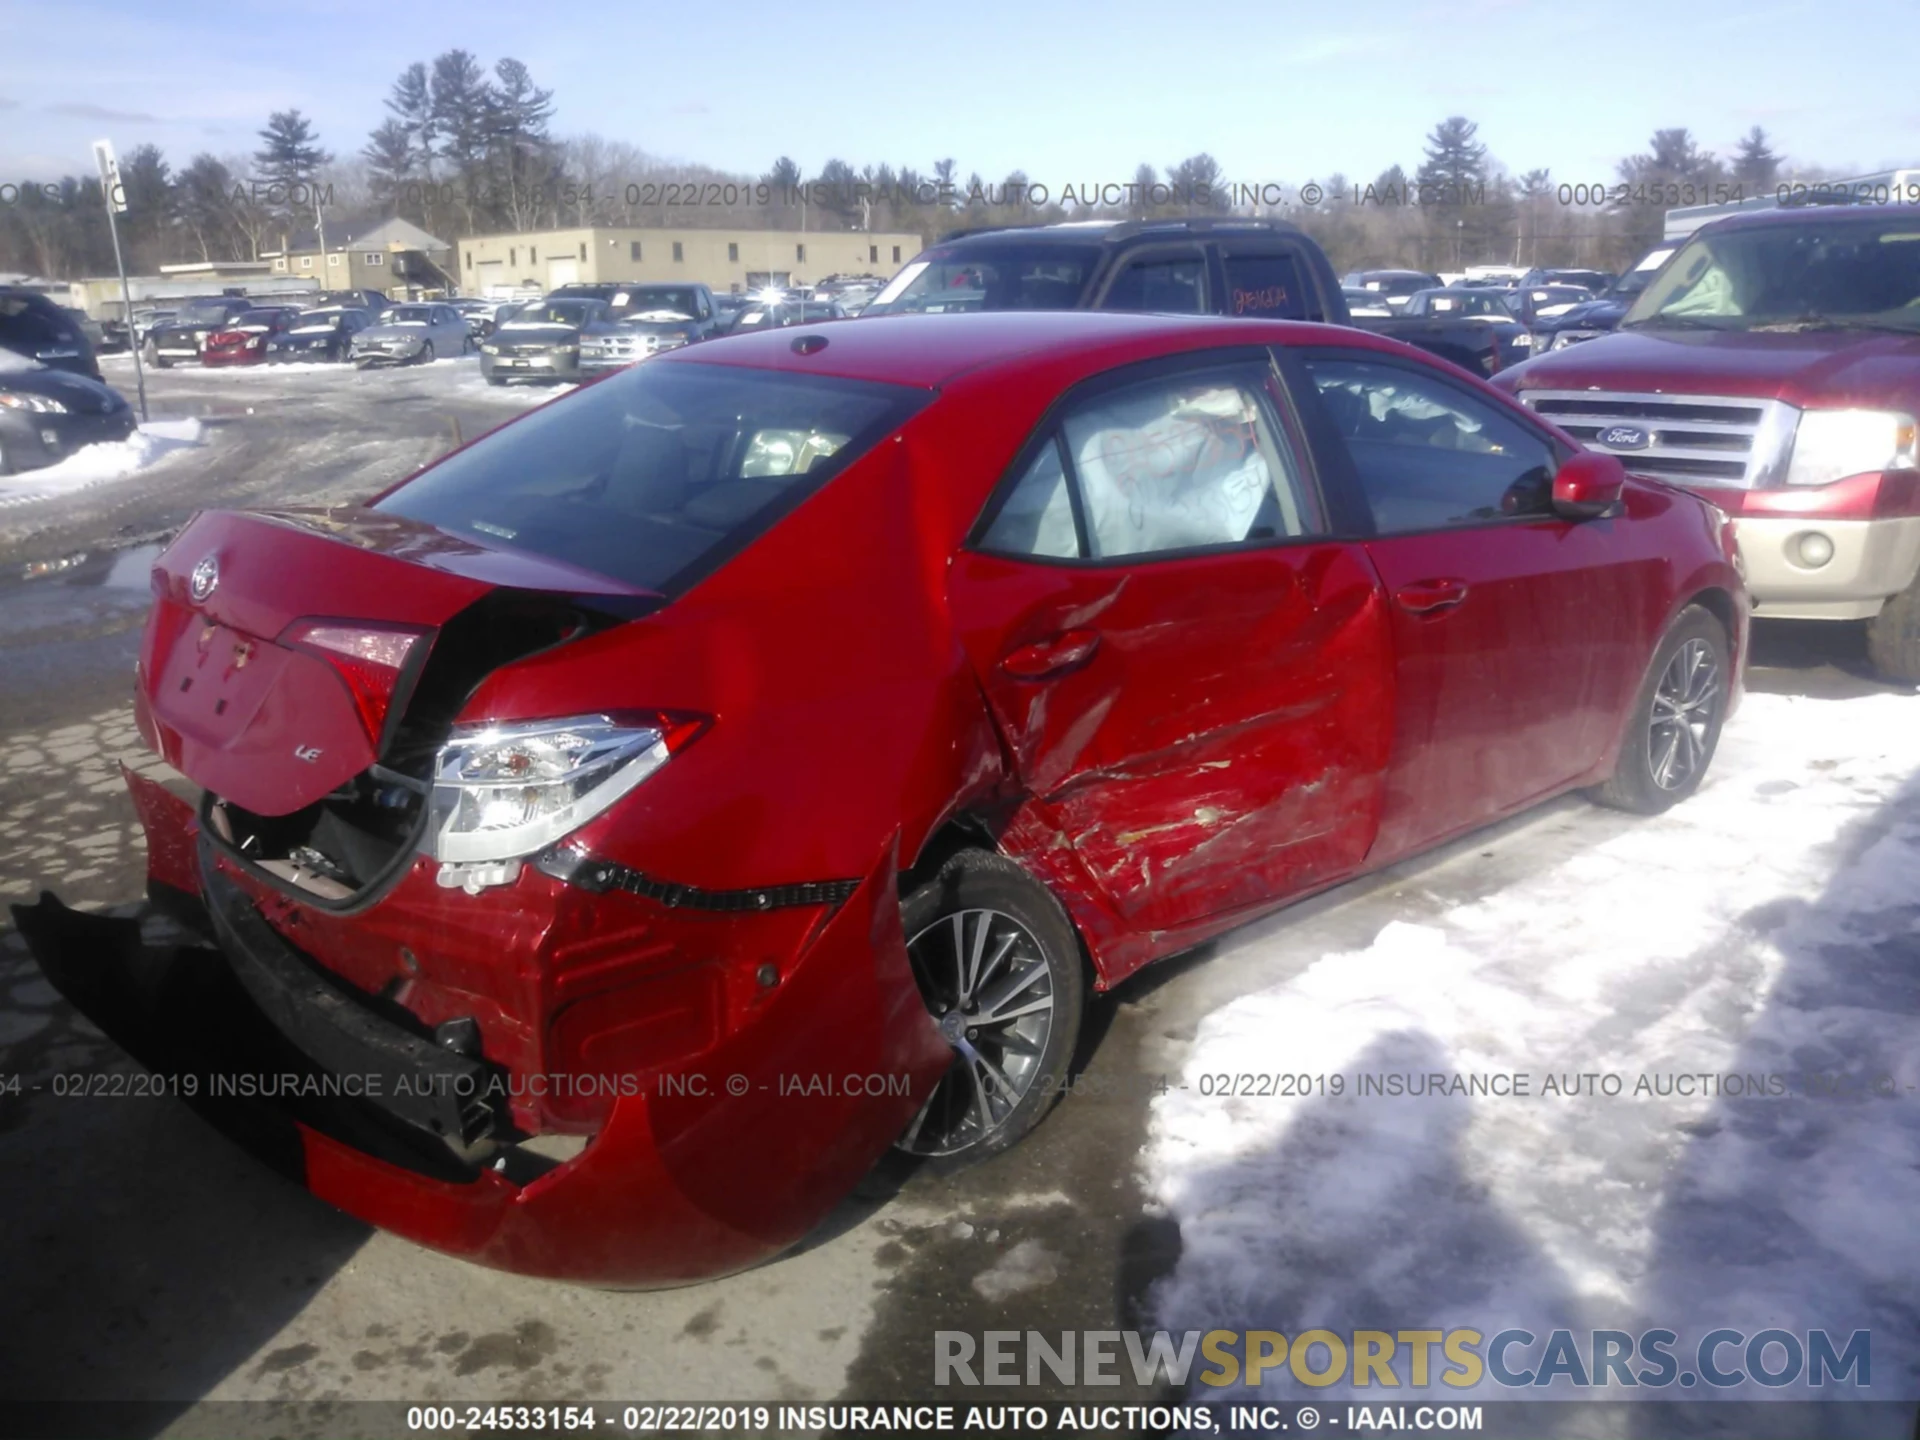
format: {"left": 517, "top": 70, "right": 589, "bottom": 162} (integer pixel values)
{"left": 1494, "top": 205, "right": 1920, "bottom": 681}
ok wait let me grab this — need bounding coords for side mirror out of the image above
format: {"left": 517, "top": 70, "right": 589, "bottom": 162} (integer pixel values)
{"left": 1552, "top": 450, "right": 1626, "bottom": 519}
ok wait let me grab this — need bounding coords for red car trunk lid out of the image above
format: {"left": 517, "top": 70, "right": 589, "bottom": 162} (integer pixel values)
{"left": 141, "top": 507, "right": 657, "bottom": 816}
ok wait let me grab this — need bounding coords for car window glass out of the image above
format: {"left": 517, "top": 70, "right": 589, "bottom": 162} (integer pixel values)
{"left": 0, "top": 297, "right": 71, "bottom": 346}
{"left": 1103, "top": 255, "right": 1206, "bottom": 314}
{"left": 1222, "top": 252, "right": 1311, "bottom": 318}
{"left": 1304, "top": 356, "right": 1555, "bottom": 532}
{"left": 1062, "top": 373, "right": 1316, "bottom": 559}
{"left": 980, "top": 440, "right": 1078, "bottom": 558}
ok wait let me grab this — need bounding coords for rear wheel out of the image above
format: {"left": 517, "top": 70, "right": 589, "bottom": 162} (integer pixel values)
{"left": 895, "top": 851, "right": 1083, "bottom": 1165}
{"left": 1865, "top": 571, "right": 1920, "bottom": 685}
{"left": 1591, "top": 605, "right": 1729, "bottom": 814}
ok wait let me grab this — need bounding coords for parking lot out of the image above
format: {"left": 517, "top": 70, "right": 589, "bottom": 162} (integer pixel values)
{"left": 1, "top": 354, "right": 1917, "bottom": 1432}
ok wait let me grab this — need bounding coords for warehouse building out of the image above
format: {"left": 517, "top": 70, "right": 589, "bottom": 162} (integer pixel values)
{"left": 456, "top": 226, "right": 924, "bottom": 296}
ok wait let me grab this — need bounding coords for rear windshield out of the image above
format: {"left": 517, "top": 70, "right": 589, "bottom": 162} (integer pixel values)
{"left": 376, "top": 361, "right": 924, "bottom": 594}
{"left": 863, "top": 244, "right": 1100, "bottom": 315}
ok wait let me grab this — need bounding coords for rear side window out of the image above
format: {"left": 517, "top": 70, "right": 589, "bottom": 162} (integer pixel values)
{"left": 377, "top": 364, "right": 923, "bottom": 594}
{"left": 1303, "top": 356, "right": 1556, "bottom": 532}
{"left": 980, "top": 367, "right": 1323, "bottom": 561}
{"left": 1222, "top": 251, "right": 1311, "bottom": 318}
{"left": 864, "top": 244, "right": 1099, "bottom": 315}
{"left": 1104, "top": 254, "right": 1207, "bottom": 313}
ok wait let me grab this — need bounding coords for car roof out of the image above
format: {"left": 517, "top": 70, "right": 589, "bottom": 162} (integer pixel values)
{"left": 931, "top": 217, "right": 1313, "bottom": 248}
{"left": 1699, "top": 201, "right": 1920, "bottom": 234}
{"left": 659, "top": 309, "right": 1409, "bottom": 389}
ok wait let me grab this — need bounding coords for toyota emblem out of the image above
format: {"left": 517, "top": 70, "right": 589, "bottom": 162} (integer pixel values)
{"left": 189, "top": 554, "right": 220, "bottom": 603}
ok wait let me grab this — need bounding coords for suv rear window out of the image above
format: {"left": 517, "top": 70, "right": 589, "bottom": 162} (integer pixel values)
{"left": 376, "top": 362, "right": 923, "bottom": 594}
{"left": 863, "top": 244, "right": 1100, "bottom": 315}
{"left": 1222, "top": 252, "right": 1311, "bottom": 318}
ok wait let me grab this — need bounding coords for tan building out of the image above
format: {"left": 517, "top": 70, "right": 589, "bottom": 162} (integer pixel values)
{"left": 455, "top": 226, "right": 924, "bottom": 297}
{"left": 265, "top": 217, "right": 457, "bottom": 299}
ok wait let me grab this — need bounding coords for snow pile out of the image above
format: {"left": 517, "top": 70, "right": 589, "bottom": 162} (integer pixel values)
{"left": 1141, "top": 691, "right": 1920, "bottom": 1401}
{"left": 0, "top": 419, "right": 204, "bottom": 507}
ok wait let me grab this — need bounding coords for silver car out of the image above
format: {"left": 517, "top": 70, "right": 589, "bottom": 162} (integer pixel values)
{"left": 349, "top": 303, "right": 472, "bottom": 367}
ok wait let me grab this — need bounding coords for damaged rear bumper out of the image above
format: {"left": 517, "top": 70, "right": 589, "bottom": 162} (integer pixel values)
{"left": 12, "top": 776, "right": 948, "bottom": 1288}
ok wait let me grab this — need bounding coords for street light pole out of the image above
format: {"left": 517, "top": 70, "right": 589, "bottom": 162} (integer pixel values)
{"left": 91, "top": 138, "right": 147, "bottom": 423}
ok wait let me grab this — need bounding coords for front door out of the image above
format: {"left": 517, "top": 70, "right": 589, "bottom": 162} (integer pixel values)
{"left": 948, "top": 356, "right": 1395, "bottom": 933}
{"left": 1295, "top": 349, "right": 1640, "bottom": 861}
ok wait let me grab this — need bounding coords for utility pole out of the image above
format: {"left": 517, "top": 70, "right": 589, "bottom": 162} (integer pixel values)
{"left": 91, "top": 139, "right": 147, "bottom": 423}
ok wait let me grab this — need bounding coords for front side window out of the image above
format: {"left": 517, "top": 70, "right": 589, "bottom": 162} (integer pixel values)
{"left": 980, "top": 367, "right": 1322, "bottom": 561}
{"left": 1103, "top": 254, "right": 1206, "bottom": 314}
{"left": 1222, "top": 251, "right": 1311, "bottom": 318}
{"left": 377, "top": 364, "right": 922, "bottom": 595}
{"left": 1303, "top": 356, "right": 1556, "bottom": 533}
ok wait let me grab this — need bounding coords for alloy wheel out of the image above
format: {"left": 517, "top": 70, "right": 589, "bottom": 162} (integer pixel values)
{"left": 1647, "top": 636, "right": 1720, "bottom": 791}
{"left": 899, "top": 907, "right": 1057, "bottom": 1157}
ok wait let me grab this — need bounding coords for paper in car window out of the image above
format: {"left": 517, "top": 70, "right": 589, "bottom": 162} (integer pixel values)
{"left": 872, "top": 261, "right": 931, "bottom": 306}
{"left": 612, "top": 292, "right": 630, "bottom": 306}
{"left": 1635, "top": 248, "right": 1675, "bottom": 271}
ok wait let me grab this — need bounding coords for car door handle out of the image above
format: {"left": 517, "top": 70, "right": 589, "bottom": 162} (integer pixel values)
{"left": 1394, "top": 579, "right": 1470, "bottom": 614}
{"left": 998, "top": 629, "right": 1101, "bottom": 681}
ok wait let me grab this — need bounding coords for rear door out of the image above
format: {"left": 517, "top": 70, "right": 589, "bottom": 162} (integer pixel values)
{"left": 948, "top": 353, "right": 1395, "bottom": 933}
{"left": 1093, "top": 245, "right": 1210, "bottom": 314}
{"left": 1291, "top": 348, "right": 1641, "bottom": 860}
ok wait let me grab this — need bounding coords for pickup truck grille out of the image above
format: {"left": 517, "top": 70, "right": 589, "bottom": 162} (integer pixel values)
{"left": 1520, "top": 389, "right": 1799, "bottom": 488}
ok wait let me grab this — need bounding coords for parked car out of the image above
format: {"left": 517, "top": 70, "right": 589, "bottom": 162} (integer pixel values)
{"left": 202, "top": 307, "right": 302, "bottom": 367}
{"left": 13, "top": 310, "right": 1745, "bottom": 1286}
{"left": 1502, "top": 284, "right": 1596, "bottom": 328}
{"left": 1341, "top": 269, "right": 1445, "bottom": 310}
{"left": 131, "top": 310, "right": 176, "bottom": 349}
{"left": 548, "top": 282, "right": 723, "bottom": 339}
{"left": 478, "top": 298, "right": 608, "bottom": 383}
{"left": 447, "top": 299, "right": 497, "bottom": 339}
{"left": 1518, "top": 267, "right": 1614, "bottom": 293}
{"left": 862, "top": 219, "right": 1349, "bottom": 324}
{"left": 1527, "top": 244, "right": 1678, "bottom": 352}
{"left": 1498, "top": 205, "right": 1920, "bottom": 680}
{"left": 0, "top": 286, "right": 104, "bottom": 379}
{"left": 266, "top": 307, "right": 375, "bottom": 363}
{"left": 350, "top": 303, "right": 472, "bottom": 368}
{"left": 310, "top": 288, "right": 390, "bottom": 315}
{"left": 1348, "top": 286, "right": 1535, "bottom": 377}
{"left": 1343, "top": 287, "right": 1397, "bottom": 318}
{"left": 61, "top": 306, "right": 110, "bottom": 354}
{"left": 575, "top": 291, "right": 724, "bottom": 375}
{"left": 727, "top": 299, "right": 848, "bottom": 331}
{"left": 145, "top": 297, "right": 257, "bottom": 369}
{"left": 0, "top": 348, "right": 136, "bottom": 474}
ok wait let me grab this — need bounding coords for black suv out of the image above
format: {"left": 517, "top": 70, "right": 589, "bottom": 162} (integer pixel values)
{"left": 858, "top": 218, "right": 1350, "bottom": 325}
{"left": 547, "top": 282, "right": 723, "bottom": 338}
{"left": 0, "top": 287, "right": 103, "bottom": 379}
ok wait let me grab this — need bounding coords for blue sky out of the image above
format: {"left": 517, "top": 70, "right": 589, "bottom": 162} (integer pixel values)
{"left": 2, "top": 0, "right": 1915, "bottom": 188}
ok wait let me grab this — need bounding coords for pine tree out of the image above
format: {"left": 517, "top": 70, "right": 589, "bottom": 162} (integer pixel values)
{"left": 1732, "top": 127, "right": 1782, "bottom": 190}
{"left": 490, "top": 58, "right": 556, "bottom": 230}
{"left": 429, "top": 50, "right": 496, "bottom": 232}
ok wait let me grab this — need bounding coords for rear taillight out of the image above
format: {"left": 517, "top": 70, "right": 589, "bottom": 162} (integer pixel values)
{"left": 427, "top": 712, "right": 704, "bottom": 865}
{"left": 280, "top": 620, "right": 426, "bottom": 743}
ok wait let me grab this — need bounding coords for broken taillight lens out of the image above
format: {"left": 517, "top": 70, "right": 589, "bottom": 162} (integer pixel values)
{"left": 279, "top": 620, "right": 426, "bottom": 744}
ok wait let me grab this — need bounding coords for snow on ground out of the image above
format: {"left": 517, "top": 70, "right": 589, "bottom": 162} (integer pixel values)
{"left": 1142, "top": 690, "right": 1920, "bottom": 1406}
{"left": 0, "top": 420, "right": 204, "bottom": 509}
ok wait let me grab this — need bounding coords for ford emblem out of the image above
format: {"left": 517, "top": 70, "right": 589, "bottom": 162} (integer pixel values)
{"left": 1598, "top": 424, "right": 1651, "bottom": 451}
{"left": 188, "top": 554, "right": 220, "bottom": 603}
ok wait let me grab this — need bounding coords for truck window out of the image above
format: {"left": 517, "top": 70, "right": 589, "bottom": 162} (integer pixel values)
{"left": 1103, "top": 254, "right": 1207, "bottom": 314}
{"left": 1222, "top": 252, "right": 1311, "bottom": 319}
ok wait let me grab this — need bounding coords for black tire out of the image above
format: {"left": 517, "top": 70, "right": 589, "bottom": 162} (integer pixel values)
{"left": 893, "top": 850, "right": 1085, "bottom": 1167}
{"left": 1865, "top": 571, "right": 1920, "bottom": 685}
{"left": 1590, "top": 605, "right": 1730, "bottom": 814}
{"left": 485, "top": 375, "right": 506, "bottom": 386}
{"left": 418, "top": 341, "right": 435, "bottom": 364}
{"left": 149, "top": 343, "right": 171, "bottom": 371}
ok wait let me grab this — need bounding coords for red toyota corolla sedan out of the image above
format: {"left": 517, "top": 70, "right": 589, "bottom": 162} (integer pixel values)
{"left": 16, "top": 311, "right": 1745, "bottom": 1286}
